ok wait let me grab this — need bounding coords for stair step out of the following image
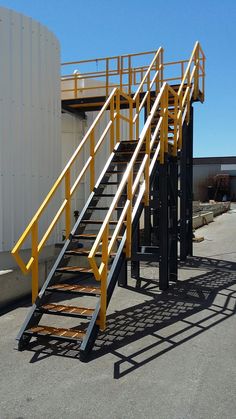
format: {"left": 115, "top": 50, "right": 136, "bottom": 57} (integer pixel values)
{"left": 115, "top": 150, "right": 155, "bottom": 155}
{"left": 25, "top": 325, "right": 85, "bottom": 342}
{"left": 56, "top": 267, "right": 93, "bottom": 274}
{"left": 111, "top": 160, "right": 142, "bottom": 164}
{"left": 119, "top": 140, "right": 141, "bottom": 144}
{"left": 105, "top": 170, "right": 125, "bottom": 174}
{"left": 113, "top": 159, "right": 143, "bottom": 163}
{"left": 73, "top": 234, "right": 122, "bottom": 240}
{"left": 65, "top": 249, "right": 116, "bottom": 257}
{"left": 47, "top": 283, "right": 101, "bottom": 296}
{"left": 39, "top": 303, "right": 94, "bottom": 318}
{"left": 94, "top": 193, "right": 127, "bottom": 197}
{"left": 100, "top": 181, "right": 120, "bottom": 185}
{"left": 105, "top": 170, "right": 139, "bottom": 175}
{"left": 87, "top": 206, "right": 124, "bottom": 210}
{"left": 81, "top": 219, "right": 118, "bottom": 225}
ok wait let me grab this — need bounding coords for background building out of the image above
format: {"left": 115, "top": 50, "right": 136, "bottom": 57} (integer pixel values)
{"left": 193, "top": 156, "right": 236, "bottom": 202}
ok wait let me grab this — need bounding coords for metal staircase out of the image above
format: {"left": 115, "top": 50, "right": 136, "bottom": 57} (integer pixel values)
{"left": 12, "top": 42, "right": 205, "bottom": 360}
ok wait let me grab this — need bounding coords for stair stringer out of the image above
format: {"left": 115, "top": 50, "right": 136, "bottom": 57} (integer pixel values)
{"left": 79, "top": 157, "right": 160, "bottom": 360}
{"left": 16, "top": 144, "right": 121, "bottom": 350}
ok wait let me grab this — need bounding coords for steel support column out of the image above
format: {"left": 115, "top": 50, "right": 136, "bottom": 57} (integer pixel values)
{"left": 131, "top": 219, "right": 140, "bottom": 280}
{"left": 159, "top": 154, "right": 169, "bottom": 290}
{"left": 151, "top": 168, "right": 159, "bottom": 246}
{"left": 168, "top": 155, "right": 178, "bottom": 282}
{"left": 180, "top": 105, "right": 194, "bottom": 260}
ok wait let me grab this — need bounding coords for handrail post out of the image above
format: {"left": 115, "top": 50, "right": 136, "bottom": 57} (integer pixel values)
{"left": 136, "top": 95, "right": 139, "bottom": 140}
{"left": 129, "top": 98, "right": 133, "bottom": 140}
{"left": 90, "top": 131, "right": 95, "bottom": 191}
{"left": 74, "top": 73, "right": 78, "bottom": 98}
{"left": 155, "top": 53, "right": 160, "bottom": 95}
{"left": 194, "top": 43, "right": 200, "bottom": 100}
{"left": 147, "top": 73, "right": 151, "bottom": 116}
{"left": 110, "top": 96, "right": 115, "bottom": 152}
{"left": 126, "top": 171, "right": 133, "bottom": 258}
{"left": 65, "top": 169, "right": 71, "bottom": 239}
{"left": 173, "top": 92, "right": 178, "bottom": 157}
{"left": 178, "top": 111, "right": 183, "bottom": 150}
{"left": 160, "top": 85, "right": 168, "bottom": 164}
{"left": 100, "top": 225, "right": 109, "bottom": 330}
{"left": 160, "top": 48, "right": 164, "bottom": 85}
{"left": 187, "top": 70, "right": 191, "bottom": 124}
{"left": 181, "top": 61, "right": 184, "bottom": 80}
{"left": 128, "top": 55, "right": 132, "bottom": 95}
{"left": 144, "top": 126, "right": 151, "bottom": 205}
{"left": 120, "top": 56, "right": 123, "bottom": 91}
{"left": 106, "top": 58, "right": 109, "bottom": 97}
{"left": 202, "top": 53, "right": 205, "bottom": 100}
{"left": 31, "top": 222, "right": 39, "bottom": 303}
{"left": 116, "top": 90, "right": 120, "bottom": 143}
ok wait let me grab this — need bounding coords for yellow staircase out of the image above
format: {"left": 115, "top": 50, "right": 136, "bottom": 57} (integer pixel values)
{"left": 12, "top": 42, "right": 205, "bottom": 359}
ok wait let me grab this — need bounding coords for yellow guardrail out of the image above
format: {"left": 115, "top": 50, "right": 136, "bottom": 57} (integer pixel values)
{"left": 11, "top": 46, "right": 163, "bottom": 303}
{"left": 89, "top": 82, "right": 181, "bottom": 329}
{"left": 11, "top": 87, "right": 134, "bottom": 302}
{"left": 61, "top": 44, "right": 205, "bottom": 103}
{"left": 12, "top": 42, "right": 205, "bottom": 327}
{"left": 61, "top": 49, "right": 160, "bottom": 98}
{"left": 88, "top": 41, "right": 205, "bottom": 330}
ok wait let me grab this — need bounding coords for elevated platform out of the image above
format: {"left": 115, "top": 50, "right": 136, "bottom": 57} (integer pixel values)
{"left": 62, "top": 86, "right": 204, "bottom": 114}
{"left": 61, "top": 49, "right": 205, "bottom": 113}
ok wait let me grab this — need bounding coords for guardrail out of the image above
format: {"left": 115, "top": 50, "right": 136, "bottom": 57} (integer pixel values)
{"left": 12, "top": 42, "right": 205, "bottom": 324}
{"left": 11, "top": 87, "right": 133, "bottom": 302}
{"left": 87, "top": 41, "right": 205, "bottom": 329}
{"left": 88, "top": 83, "right": 181, "bottom": 329}
{"left": 61, "top": 50, "right": 158, "bottom": 98}
{"left": 61, "top": 43, "right": 205, "bottom": 103}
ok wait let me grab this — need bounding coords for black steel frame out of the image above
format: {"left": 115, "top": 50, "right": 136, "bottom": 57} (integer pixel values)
{"left": 130, "top": 104, "right": 194, "bottom": 290}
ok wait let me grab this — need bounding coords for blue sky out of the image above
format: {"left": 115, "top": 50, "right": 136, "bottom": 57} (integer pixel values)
{"left": 0, "top": 0, "right": 235, "bottom": 157}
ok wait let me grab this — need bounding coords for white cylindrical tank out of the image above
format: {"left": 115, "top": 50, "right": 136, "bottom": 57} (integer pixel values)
{"left": 0, "top": 7, "right": 61, "bottom": 254}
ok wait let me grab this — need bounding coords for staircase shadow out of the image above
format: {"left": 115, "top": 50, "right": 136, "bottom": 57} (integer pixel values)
{"left": 27, "top": 256, "right": 236, "bottom": 376}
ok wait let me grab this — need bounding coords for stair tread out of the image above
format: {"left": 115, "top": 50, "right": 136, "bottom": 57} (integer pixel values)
{"left": 81, "top": 219, "right": 118, "bottom": 224}
{"left": 41, "top": 303, "right": 94, "bottom": 317}
{"left": 100, "top": 181, "right": 120, "bottom": 185}
{"left": 95, "top": 193, "right": 127, "bottom": 197}
{"left": 73, "top": 234, "right": 122, "bottom": 240}
{"left": 115, "top": 150, "right": 155, "bottom": 154}
{"left": 26, "top": 325, "right": 85, "bottom": 340}
{"left": 87, "top": 206, "right": 124, "bottom": 210}
{"left": 111, "top": 160, "right": 142, "bottom": 164}
{"left": 56, "top": 266, "right": 93, "bottom": 273}
{"left": 47, "top": 283, "right": 101, "bottom": 295}
{"left": 65, "top": 249, "right": 116, "bottom": 257}
{"left": 105, "top": 171, "right": 139, "bottom": 174}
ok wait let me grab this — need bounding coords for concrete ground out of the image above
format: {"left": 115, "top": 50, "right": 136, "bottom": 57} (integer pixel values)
{"left": 0, "top": 206, "right": 236, "bottom": 419}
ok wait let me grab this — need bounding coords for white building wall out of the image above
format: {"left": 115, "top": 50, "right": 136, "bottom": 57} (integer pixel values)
{"left": 0, "top": 7, "right": 61, "bottom": 252}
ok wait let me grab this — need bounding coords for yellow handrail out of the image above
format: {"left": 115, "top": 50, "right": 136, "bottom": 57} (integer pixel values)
{"left": 88, "top": 83, "right": 181, "bottom": 329}
{"left": 88, "top": 42, "right": 205, "bottom": 330}
{"left": 11, "top": 87, "right": 133, "bottom": 302}
{"left": 12, "top": 42, "right": 205, "bottom": 329}
{"left": 61, "top": 50, "right": 158, "bottom": 99}
{"left": 61, "top": 44, "right": 205, "bottom": 103}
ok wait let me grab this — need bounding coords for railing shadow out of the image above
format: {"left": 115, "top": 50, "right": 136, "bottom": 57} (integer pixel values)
{"left": 27, "top": 256, "right": 236, "bottom": 377}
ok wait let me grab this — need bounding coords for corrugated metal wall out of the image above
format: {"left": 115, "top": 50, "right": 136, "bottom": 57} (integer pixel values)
{"left": 0, "top": 7, "right": 61, "bottom": 252}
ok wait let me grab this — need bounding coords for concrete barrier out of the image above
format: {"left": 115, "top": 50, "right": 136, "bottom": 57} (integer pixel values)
{"left": 0, "top": 256, "right": 56, "bottom": 311}
{"left": 193, "top": 211, "right": 214, "bottom": 229}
